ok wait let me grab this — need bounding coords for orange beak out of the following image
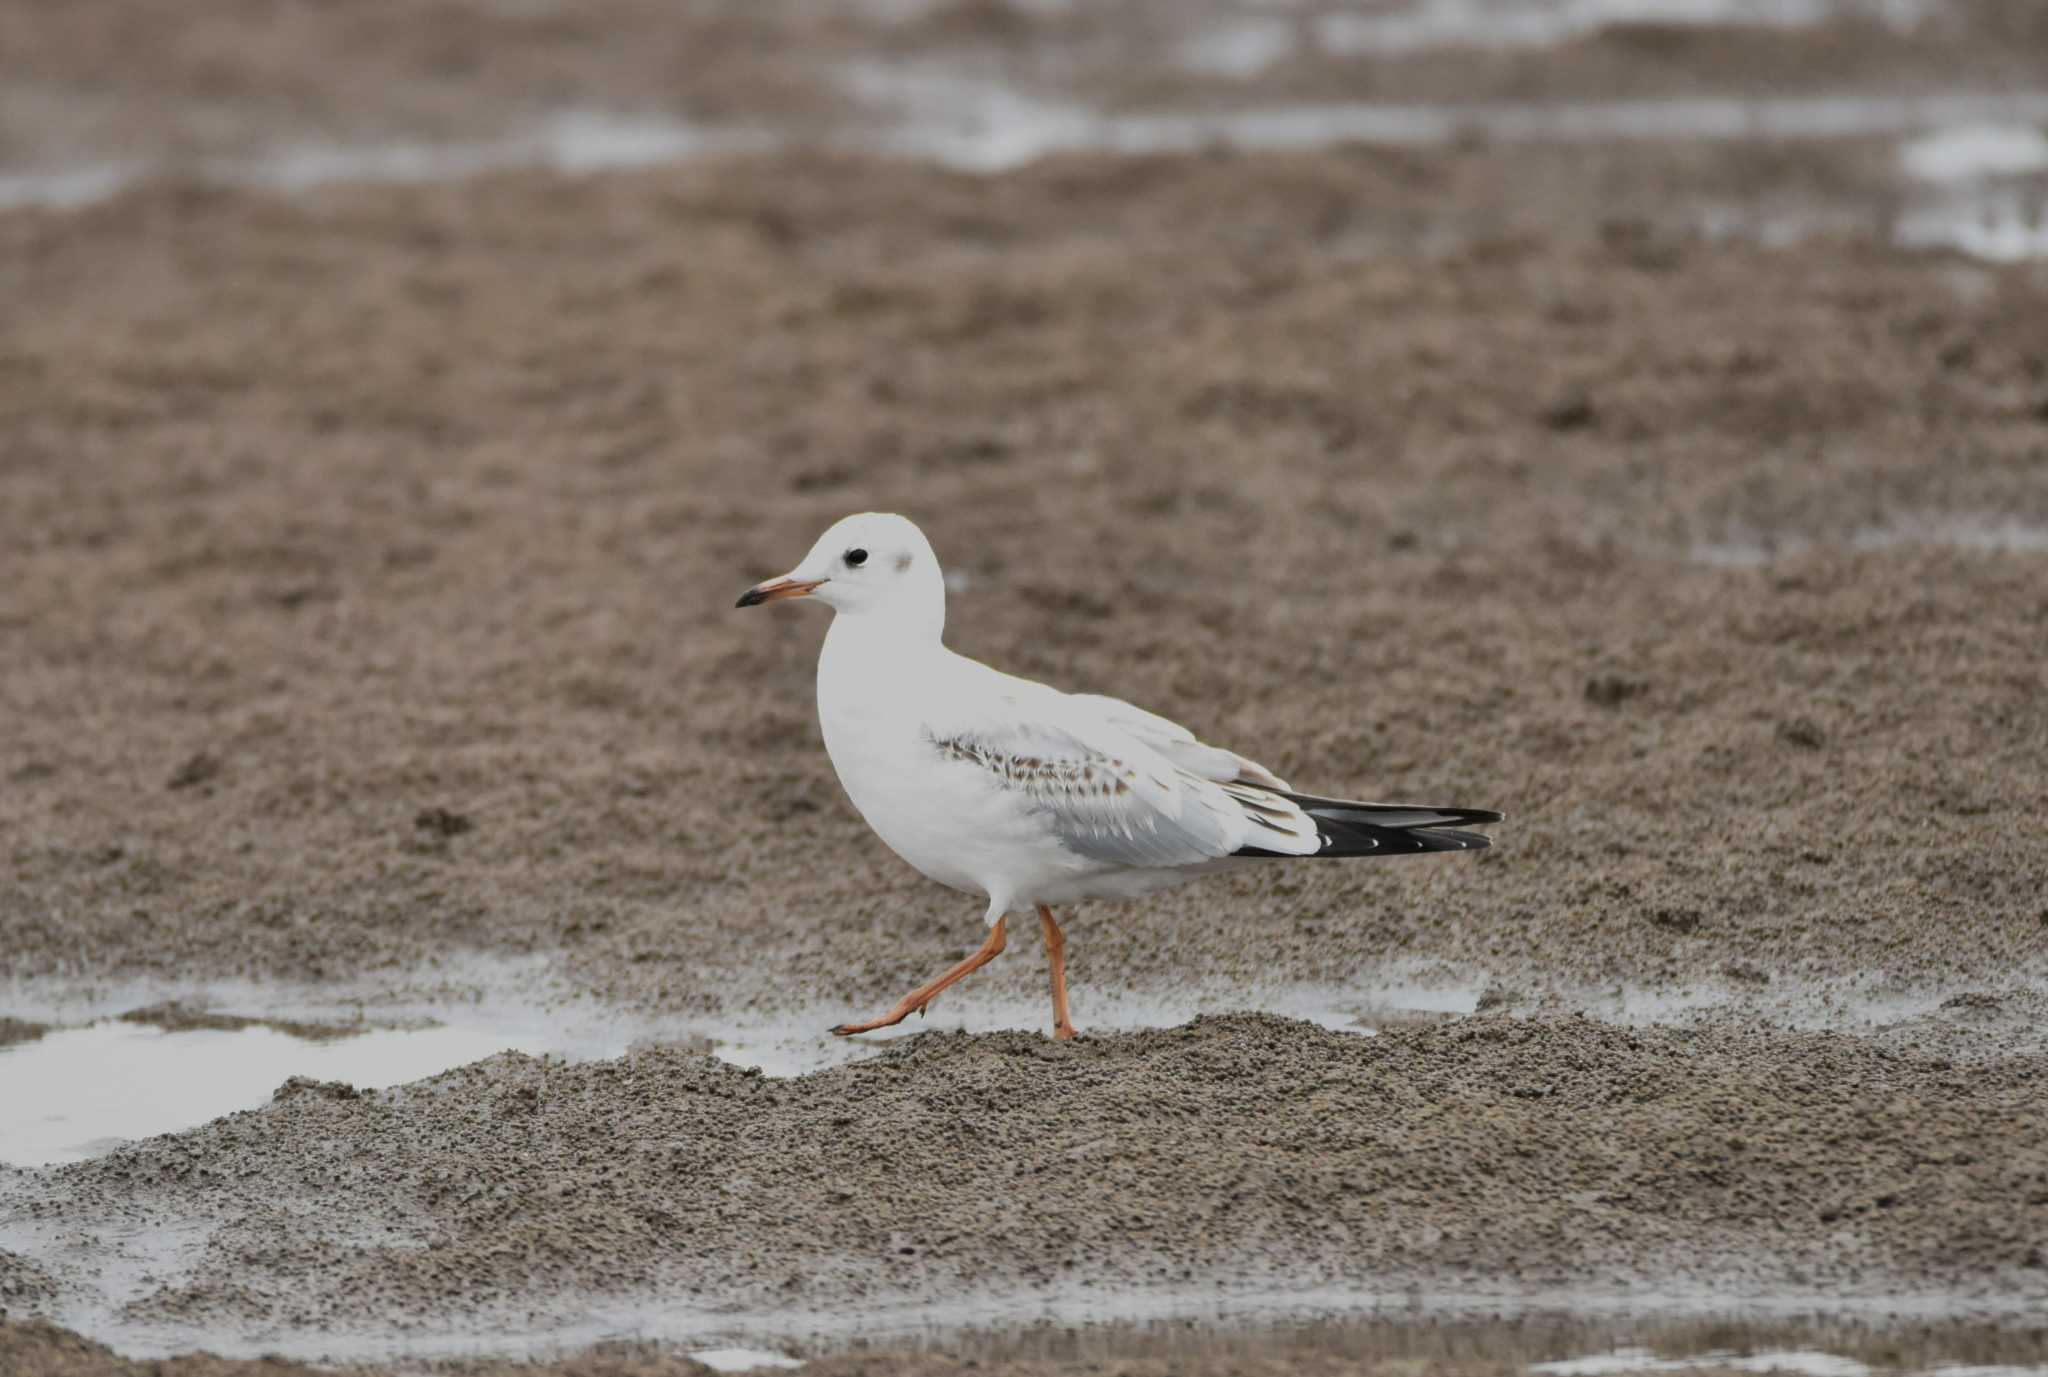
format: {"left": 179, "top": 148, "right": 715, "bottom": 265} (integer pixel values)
{"left": 735, "top": 576, "right": 826, "bottom": 608}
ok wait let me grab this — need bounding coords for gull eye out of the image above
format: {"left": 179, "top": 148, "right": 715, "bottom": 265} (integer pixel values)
{"left": 845, "top": 548, "right": 868, "bottom": 567}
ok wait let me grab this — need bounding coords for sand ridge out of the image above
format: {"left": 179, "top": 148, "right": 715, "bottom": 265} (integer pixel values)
{"left": 7, "top": 1014, "right": 2045, "bottom": 1353}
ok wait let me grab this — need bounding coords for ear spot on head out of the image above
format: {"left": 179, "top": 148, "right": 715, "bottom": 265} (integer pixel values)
{"left": 894, "top": 552, "right": 913, "bottom": 572}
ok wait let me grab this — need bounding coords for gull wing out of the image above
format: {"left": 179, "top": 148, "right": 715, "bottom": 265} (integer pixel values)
{"left": 925, "top": 682, "right": 1321, "bottom": 869}
{"left": 1063, "top": 692, "right": 1292, "bottom": 790}
{"left": 1062, "top": 695, "right": 1502, "bottom": 856}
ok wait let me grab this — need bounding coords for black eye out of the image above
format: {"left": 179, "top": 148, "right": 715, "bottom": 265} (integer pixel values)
{"left": 845, "top": 548, "right": 868, "bottom": 567}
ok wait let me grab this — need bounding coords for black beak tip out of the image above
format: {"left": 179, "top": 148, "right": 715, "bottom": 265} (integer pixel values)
{"left": 735, "top": 587, "right": 765, "bottom": 609}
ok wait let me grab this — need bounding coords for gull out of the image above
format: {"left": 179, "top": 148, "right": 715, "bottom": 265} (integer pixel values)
{"left": 736, "top": 513, "right": 1501, "bottom": 1041}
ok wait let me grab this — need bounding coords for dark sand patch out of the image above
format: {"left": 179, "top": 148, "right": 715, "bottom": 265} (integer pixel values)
{"left": 114, "top": 1000, "right": 377, "bottom": 1043}
{"left": 0, "top": 1017, "right": 46, "bottom": 1048}
{"left": 0, "top": 1248, "right": 58, "bottom": 1311}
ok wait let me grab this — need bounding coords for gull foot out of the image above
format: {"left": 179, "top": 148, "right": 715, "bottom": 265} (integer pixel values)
{"left": 830, "top": 995, "right": 920, "bottom": 1036}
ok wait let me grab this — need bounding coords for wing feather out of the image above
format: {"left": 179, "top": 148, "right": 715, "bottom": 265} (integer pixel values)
{"left": 926, "top": 686, "right": 1319, "bottom": 868}
{"left": 1063, "top": 693, "right": 1292, "bottom": 790}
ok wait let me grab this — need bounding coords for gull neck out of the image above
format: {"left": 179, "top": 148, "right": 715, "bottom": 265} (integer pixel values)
{"left": 831, "top": 586, "right": 945, "bottom": 646}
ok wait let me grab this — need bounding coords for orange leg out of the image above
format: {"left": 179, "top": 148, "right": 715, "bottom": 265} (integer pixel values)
{"left": 1037, "top": 905, "right": 1078, "bottom": 1041}
{"left": 830, "top": 917, "right": 1007, "bottom": 1037}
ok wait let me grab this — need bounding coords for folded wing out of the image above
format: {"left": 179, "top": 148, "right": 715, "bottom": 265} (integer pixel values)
{"left": 1064, "top": 692, "right": 1292, "bottom": 790}
{"left": 926, "top": 671, "right": 1498, "bottom": 871}
{"left": 926, "top": 686, "right": 1321, "bottom": 868}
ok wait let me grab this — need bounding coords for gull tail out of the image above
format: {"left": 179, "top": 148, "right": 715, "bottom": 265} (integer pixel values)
{"left": 1235, "top": 790, "right": 1502, "bottom": 859}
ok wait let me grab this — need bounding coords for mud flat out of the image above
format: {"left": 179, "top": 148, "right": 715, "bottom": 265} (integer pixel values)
{"left": 4, "top": 25, "right": 2048, "bottom": 1373}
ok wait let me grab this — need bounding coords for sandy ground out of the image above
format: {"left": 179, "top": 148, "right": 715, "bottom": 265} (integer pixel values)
{"left": 4, "top": 2, "right": 2048, "bottom": 1373}
{"left": 3, "top": 143, "right": 2046, "bottom": 1371}
{"left": 11, "top": 1016, "right": 2048, "bottom": 1332}
{"left": 4, "top": 150, "right": 2046, "bottom": 1023}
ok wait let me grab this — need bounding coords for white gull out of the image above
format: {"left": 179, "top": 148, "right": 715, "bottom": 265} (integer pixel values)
{"left": 736, "top": 512, "right": 1501, "bottom": 1040}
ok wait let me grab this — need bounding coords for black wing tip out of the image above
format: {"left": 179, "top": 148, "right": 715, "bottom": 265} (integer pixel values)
{"left": 1404, "top": 826, "right": 1493, "bottom": 852}
{"left": 1317, "top": 824, "right": 1493, "bottom": 858}
{"left": 1232, "top": 824, "right": 1492, "bottom": 860}
{"left": 1232, "top": 792, "right": 1501, "bottom": 861}
{"left": 1282, "top": 793, "right": 1505, "bottom": 828}
{"left": 1374, "top": 806, "right": 1503, "bottom": 827}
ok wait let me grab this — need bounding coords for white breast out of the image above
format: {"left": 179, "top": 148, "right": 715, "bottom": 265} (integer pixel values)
{"left": 815, "top": 624, "right": 1084, "bottom": 908}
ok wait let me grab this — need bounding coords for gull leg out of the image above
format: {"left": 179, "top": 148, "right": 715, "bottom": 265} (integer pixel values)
{"left": 1037, "top": 905, "right": 1078, "bottom": 1041}
{"left": 831, "top": 917, "right": 1007, "bottom": 1037}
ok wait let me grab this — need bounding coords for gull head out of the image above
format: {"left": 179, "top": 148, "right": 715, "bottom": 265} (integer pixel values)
{"left": 735, "top": 512, "right": 945, "bottom": 632}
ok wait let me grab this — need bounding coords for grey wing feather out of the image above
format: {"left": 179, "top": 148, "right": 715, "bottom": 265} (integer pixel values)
{"left": 1063, "top": 693, "right": 1292, "bottom": 790}
{"left": 929, "top": 719, "right": 1259, "bottom": 869}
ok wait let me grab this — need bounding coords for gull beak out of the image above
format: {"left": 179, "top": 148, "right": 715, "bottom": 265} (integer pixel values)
{"left": 735, "top": 575, "right": 826, "bottom": 609}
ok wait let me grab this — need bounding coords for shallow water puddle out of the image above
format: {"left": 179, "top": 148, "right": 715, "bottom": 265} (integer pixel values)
{"left": 642, "top": 1311, "right": 2048, "bottom": 1377}
{"left": 686, "top": 1348, "right": 805, "bottom": 1372}
{"left": 0, "top": 1019, "right": 562, "bottom": 1167}
{"left": 1900, "top": 123, "right": 2048, "bottom": 183}
{"left": 0, "top": 110, "right": 771, "bottom": 211}
{"left": 1181, "top": 0, "right": 1931, "bottom": 74}
{"left": 2, "top": 72, "right": 2047, "bottom": 261}
{"left": 1534, "top": 1349, "right": 1879, "bottom": 1376}
{"left": 1533, "top": 1351, "right": 2048, "bottom": 1377}
{"left": 898, "top": 1309, "right": 2048, "bottom": 1377}
{"left": 1689, "top": 516, "right": 2048, "bottom": 567}
{"left": 840, "top": 64, "right": 2048, "bottom": 165}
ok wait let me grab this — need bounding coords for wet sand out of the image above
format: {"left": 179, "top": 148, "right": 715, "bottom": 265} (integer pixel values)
{"left": 9, "top": 1314, "right": 2048, "bottom": 1377}
{"left": 7, "top": 1, "right": 2048, "bottom": 179}
{"left": 10, "top": 1014, "right": 2048, "bottom": 1345}
{"left": 4, "top": 145, "right": 2047, "bottom": 1369}
{"left": 5, "top": 3, "right": 2048, "bottom": 1372}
